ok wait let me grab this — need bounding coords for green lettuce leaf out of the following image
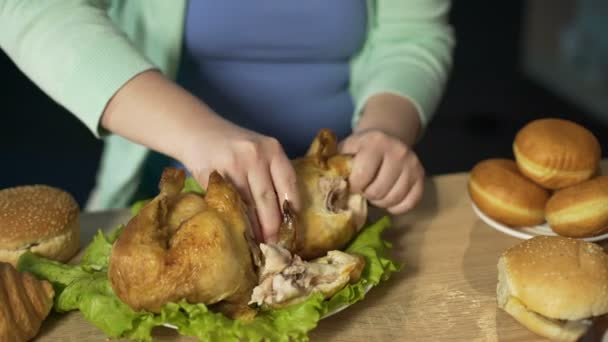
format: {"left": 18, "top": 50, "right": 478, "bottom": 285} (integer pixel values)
{"left": 17, "top": 252, "right": 150, "bottom": 337}
{"left": 182, "top": 176, "right": 205, "bottom": 194}
{"left": 18, "top": 204, "right": 399, "bottom": 341}
{"left": 80, "top": 225, "right": 124, "bottom": 271}
{"left": 326, "top": 216, "right": 401, "bottom": 313}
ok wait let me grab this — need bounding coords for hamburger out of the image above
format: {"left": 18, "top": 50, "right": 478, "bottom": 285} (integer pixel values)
{"left": 0, "top": 185, "right": 80, "bottom": 266}
{"left": 497, "top": 236, "right": 608, "bottom": 341}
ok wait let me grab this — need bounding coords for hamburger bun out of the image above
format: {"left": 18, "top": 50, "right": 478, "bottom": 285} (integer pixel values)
{"left": 545, "top": 176, "right": 608, "bottom": 238}
{"left": 468, "top": 159, "right": 550, "bottom": 227}
{"left": 497, "top": 236, "right": 608, "bottom": 342}
{"left": 513, "top": 118, "right": 601, "bottom": 189}
{"left": 0, "top": 185, "right": 80, "bottom": 266}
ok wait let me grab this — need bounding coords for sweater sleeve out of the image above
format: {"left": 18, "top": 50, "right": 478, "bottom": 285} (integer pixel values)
{"left": 350, "top": 0, "right": 455, "bottom": 130}
{"left": 0, "top": 0, "right": 156, "bottom": 137}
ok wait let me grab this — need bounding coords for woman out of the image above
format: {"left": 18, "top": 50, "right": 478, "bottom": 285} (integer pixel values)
{"left": 0, "top": 1, "right": 454, "bottom": 242}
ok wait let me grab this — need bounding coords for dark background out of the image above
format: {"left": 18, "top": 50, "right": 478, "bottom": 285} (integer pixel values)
{"left": 1, "top": 1, "right": 607, "bottom": 208}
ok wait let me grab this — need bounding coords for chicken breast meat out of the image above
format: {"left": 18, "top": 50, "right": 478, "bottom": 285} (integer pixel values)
{"left": 250, "top": 244, "right": 365, "bottom": 308}
{"left": 250, "top": 202, "right": 365, "bottom": 309}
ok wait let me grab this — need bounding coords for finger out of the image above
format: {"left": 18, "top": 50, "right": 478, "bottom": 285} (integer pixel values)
{"left": 388, "top": 178, "right": 424, "bottom": 215}
{"left": 364, "top": 154, "right": 403, "bottom": 202}
{"left": 225, "top": 173, "right": 263, "bottom": 243}
{"left": 370, "top": 168, "right": 411, "bottom": 209}
{"left": 248, "top": 163, "right": 281, "bottom": 243}
{"left": 348, "top": 147, "right": 383, "bottom": 194}
{"left": 190, "top": 167, "right": 211, "bottom": 190}
{"left": 269, "top": 151, "right": 301, "bottom": 212}
{"left": 338, "top": 134, "right": 361, "bottom": 155}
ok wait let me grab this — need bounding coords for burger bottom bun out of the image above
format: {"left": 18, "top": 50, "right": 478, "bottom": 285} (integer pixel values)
{"left": 0, "top": 219, "right": 80, "bottom": 266}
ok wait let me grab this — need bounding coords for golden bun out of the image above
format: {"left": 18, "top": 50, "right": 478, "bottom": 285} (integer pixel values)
{"left": 513, "top": 118, "right": 601, "bottom": 189}
{"left": 0, "top": 185, "right": 80, "bottom": 266}
{"left": 497, "top": 236, "right": 608, "bottom": 341}
{"left": 468, "top": 159, "right": 550, "bottom": 227}
{"left": 545, "top": 175, "right": 608, "bottom": 238}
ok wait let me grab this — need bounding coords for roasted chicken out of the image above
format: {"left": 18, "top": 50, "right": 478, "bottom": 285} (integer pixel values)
{"left": 108, "top": 128, "right": 369, "bottom": 319}
{"left": 108, "top": 168, "right": 259, "bottom": 319}
{"left": 292, "top": 129, "right": 368, "bottom": 259}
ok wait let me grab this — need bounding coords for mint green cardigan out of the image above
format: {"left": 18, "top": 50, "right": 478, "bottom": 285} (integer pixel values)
{"left": 0, "top": 0, "right": 454, "bottom": 210}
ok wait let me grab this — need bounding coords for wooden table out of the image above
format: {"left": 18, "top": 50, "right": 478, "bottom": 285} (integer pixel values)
{"left": 36, "top": 163, "right": 608, "bottom": 342}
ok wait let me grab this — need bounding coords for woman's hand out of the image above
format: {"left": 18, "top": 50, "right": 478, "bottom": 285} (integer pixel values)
{"left": 101, "top": 70, "right": 299, "bottom": 243}
{"left": 340, "top": 93, "right": 425, "bottom": 214}
{"left": 181, "top": 122, "right": 300, "bottom": 243}
{"left": 339, "top": 129, "right": 424, "bottom": 214}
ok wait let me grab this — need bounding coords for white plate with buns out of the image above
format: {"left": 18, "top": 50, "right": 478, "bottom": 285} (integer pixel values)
{"left": 472, "top": 203, "right": 608, "bottom": 242}
{"left": 469, "top": 118, "right": 608, "bottom": 243}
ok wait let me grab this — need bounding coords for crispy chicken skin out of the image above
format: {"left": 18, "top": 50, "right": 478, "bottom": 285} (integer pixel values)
{"left": 293, "top": 129, "right": 368, "bottom": 259}
{"left": 108, "top": 168, "right": 258, "bottom": 319}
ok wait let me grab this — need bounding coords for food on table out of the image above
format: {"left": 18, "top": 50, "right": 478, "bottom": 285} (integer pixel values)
{"left": 108, "top": 168, "right": 260, "bottom": 320}
{"left": 292, "top": 129, "right": 368, "bottom": 259}
{"left": 497, "top": 236, "right": 608, "bottom": 341}
{"left": 0, "top": 262, "right": 54, "bottom": 342}
{"left": 251, "top": 245, "right": 364, "bottom": 308}
{"left": 16, "top": 213, "right": 396, "bottom": 341}
{"left": 513, "top": 118, "right": 601, "bottom": 190}
{"left": 0, "top": 185, "right": 80, "bottom": 266}
{"left": 11, "top": 128, "right": 397, "bottom": 341}
{"left": 545, "top": 176, "right": 608, "bottom": 238}
{"left": 108, "top": 160, "right": 369, "bottom": 321}
{"left": 468, "top": 159, "right": 550, "bottom": 227}
{"left": 108, "top": 129, "right": 371, "bottom": 321}
{"left": 250, "top": 204, "right": 365, "bottom": 308}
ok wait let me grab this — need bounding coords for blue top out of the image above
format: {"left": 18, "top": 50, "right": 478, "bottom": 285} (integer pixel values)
{"left": 138, "top": 0, "right": 367, "bottom": 198}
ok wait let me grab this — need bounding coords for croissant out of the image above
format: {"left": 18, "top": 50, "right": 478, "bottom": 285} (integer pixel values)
{"left": 0, "top": 262, "right": 54, "bottom": 342}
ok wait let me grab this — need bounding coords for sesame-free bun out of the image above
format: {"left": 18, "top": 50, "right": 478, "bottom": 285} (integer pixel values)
{"left": 0, "top": 185, "right": 80, "bottom": 266}
{"left": 468, "top": 159, "right": 550, "bottom": 227}
{"left": 513, "top": 118, "right": 601, "bottom": 189}
{"left": 545, "top": 176, "right": 608, "bottom": 238}
{"left": 497, "top": 236, "right": 608, "bottom": 341}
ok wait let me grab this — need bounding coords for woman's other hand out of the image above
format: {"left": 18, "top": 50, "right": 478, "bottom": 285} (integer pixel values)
{"left": 339, "top": 93, "right": 425, "bottom": 215}
{"left": 339, "top": 129, "right": 424, "bottom": 214}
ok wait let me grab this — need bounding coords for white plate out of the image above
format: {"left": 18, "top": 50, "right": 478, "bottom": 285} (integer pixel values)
{"left": 472, "top": 203, "right": 608, "bottom": 242}
{"left": 162, "top": 284, "right": 373, "bottom": 329}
